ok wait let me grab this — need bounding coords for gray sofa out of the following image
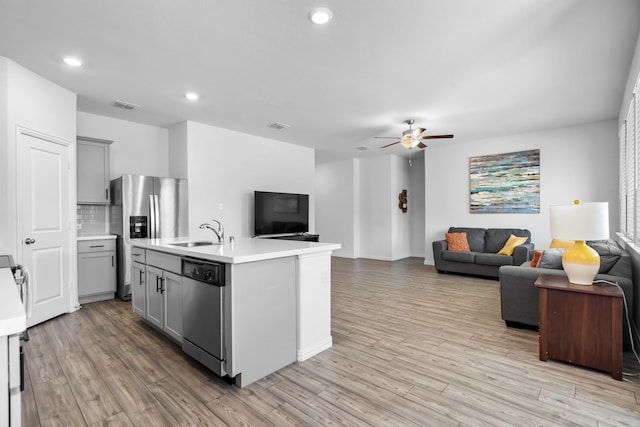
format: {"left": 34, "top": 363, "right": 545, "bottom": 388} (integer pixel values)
{"left": 499, "top": 239, "right": 634, "bottom": 344}
{"left": 433, "top": 227, "right": 534, "bottom": 279}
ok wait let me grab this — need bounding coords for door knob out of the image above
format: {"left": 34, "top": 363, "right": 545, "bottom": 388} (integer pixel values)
{"left": 24, "top": 238, "right": 35, "bottom": 245}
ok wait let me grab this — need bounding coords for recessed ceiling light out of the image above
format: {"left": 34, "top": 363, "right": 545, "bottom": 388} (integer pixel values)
{"left": 309, "top": 7, "right": 333, "bottom": 24}
{"left": 63, "top": 56, "right": 82, "bottom": 67}
{"left": 185, "top": 92, "right": 199, "bottom": 101}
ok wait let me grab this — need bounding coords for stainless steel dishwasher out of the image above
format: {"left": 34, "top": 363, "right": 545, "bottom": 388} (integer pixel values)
{"left": 181, "top": 257, "right": 226, "bottom": 377}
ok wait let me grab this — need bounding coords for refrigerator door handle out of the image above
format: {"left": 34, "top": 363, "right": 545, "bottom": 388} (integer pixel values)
{"left": 153, "top": 195, "right": 160, "bottom": 238}
{"left": 149, "top": 194, "right": 157, "bottom": 239}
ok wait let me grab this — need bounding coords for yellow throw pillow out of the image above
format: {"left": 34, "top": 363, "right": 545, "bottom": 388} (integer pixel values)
{"left": 549, "top": 238, "right": 574, "bottom": 249}
{"left": 497, "top": 234, "right": 528, "bottom": 256}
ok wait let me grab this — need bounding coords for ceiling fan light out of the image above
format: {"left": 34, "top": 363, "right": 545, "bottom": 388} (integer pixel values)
{"left": 401, "top": 139, "right": 419, "bottom": 149}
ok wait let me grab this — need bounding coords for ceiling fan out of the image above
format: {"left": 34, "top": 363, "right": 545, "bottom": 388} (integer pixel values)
{"left": 376, "top": 119, "right": 453, "bottom": 149}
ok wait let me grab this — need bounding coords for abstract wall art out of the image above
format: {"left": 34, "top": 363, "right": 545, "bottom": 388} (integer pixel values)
{"left": 469, "top": 149, "right": 540, "bottom": 213}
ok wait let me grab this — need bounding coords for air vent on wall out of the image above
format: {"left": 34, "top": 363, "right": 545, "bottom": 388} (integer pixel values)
{"left": 113, "top": 100, "right": 141, "bottom": 110}
{"left": 269, "top": 122, "right": 291, "bottom": 130}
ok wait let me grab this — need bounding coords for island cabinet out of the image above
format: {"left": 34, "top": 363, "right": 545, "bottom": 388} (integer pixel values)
{"left": 1, "top": 268, "right": 26, "bottom": 427}
{"left": 129, "top": 237, "right": 341, "bottom": 388}
{"left": 131, "top": 260, "right": 146, "bottom": 317}
{"left": 76, "top": 136, "right": 112, "bottom": 204}
{"left": 226, "top": 257, "right": 298, "bottom": 387}
{"left": 142, "top": 250, "right": 183, "bottom": 342}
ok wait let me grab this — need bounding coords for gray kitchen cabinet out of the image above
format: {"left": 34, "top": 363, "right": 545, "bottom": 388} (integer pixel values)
{"left": 141, "top": 250, "right": 183, "bottom": 342}
{"left": 146, "top": 265, "right": 164, "bottom": 329}
{"left": 132, "top": 260, "right": 146, "bottom": 317}
{"left": 161, "top": 270, "right": 182, "bottom": 341}
{"left": 77, "top": 239, "right": 116, "bottom": 304}
{"left": 77, "top": 136, "right": 112, "bottom": 204}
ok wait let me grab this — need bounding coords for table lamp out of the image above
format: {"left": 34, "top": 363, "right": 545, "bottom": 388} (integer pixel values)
{"left": 549, "top": 200, "right": 609, "bottom": 285}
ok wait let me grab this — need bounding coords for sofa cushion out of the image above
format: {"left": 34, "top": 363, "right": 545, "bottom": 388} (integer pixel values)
{"left": 485, "top": 228, "right": 531, "bottom": 253}
{"left": 497, "top": 234, "right": 529, "bottom": 256}
{"left": 587, "top": 240, "right": 622, "bottom": 274}
{"left": 475, "top": 253, "right": 513, "bottom": 267}
{"left": 608, "top": 252, "right": 632, "bottom": 278}
{"left": 445, "top": 232, "right": 470, "bottom": 251}
{"left": 537, "top": 248, "right": 565, "bottom": 269}
{"left": 442, "top": 250, "right": 476, "bottom": 263}
{"left": 448, "top": 227, "right": 485, "bottom": 252}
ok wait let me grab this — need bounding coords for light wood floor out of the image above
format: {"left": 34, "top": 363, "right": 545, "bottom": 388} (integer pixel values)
{"left": 22, "top": 257, "right": 640, "bottom": 426}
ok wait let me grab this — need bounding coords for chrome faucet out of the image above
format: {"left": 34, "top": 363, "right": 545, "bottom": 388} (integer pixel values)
{"left": 199, "top": 220, "right": 224, "bottom": 243}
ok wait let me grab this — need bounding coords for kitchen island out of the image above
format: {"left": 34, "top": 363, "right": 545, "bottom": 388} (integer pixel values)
{"left": 130, "top": 237, "right": 340, "bottom": 387}
{"left": 1, "top": 267, "right": 26, "bottom": 426}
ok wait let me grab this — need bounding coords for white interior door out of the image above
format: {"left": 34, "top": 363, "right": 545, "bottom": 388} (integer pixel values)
{"left": 19, "top": 130, "right": 72, "bottom": 327}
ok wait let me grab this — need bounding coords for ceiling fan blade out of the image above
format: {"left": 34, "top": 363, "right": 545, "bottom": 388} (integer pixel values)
{"left": 381, "top": 140, "right": 402, "bottom": 148}
{"left": 374, "top": 136, "right": 400, "bottom": 139}
{"left": 417, "top": 142, "right": 427, "bottom": 149}
{"left": 422, "top": 134, "right": 454, "bottom": 139}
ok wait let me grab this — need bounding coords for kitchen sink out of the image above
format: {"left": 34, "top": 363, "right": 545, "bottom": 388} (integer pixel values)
{"left": 169, "top": 241, "right": 220, "bottom": 247}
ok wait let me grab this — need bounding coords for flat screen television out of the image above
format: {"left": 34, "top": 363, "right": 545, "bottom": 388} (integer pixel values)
{"left": 254, "top": 191, "right": 309, "bottom": 236}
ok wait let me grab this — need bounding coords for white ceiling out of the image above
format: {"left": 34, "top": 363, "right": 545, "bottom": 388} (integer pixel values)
{"left": 1, "top": 0, "right": 639, "bottom": 161}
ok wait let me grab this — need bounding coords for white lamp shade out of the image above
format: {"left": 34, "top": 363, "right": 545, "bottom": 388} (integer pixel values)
{"left": 550, "top": 202, "right": 609, "bottom": 241}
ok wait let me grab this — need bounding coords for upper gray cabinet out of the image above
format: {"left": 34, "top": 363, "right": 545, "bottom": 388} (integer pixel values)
{"left": 77, "top": 136, "right": 112, "bottom": 204}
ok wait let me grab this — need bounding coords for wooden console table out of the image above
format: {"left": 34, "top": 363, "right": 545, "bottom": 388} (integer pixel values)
{"left": 534, "top": 274, "right": 623, "bottom": 380}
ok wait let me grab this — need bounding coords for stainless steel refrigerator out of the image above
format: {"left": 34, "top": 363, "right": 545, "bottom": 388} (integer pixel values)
{"left": 110, "top": 174, "right": 188, "bottom": 300}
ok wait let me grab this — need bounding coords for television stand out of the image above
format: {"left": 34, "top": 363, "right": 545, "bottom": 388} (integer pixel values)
{"left": 259, "top": 233, "right": 319, "bottom": 243}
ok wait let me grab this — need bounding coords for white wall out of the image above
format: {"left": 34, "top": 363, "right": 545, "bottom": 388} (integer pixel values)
{"left": 358, "top": 156, "right": 392, "bottom": 260}
{"left": 0, "top": 59, "right": 9, "bottom": 256}
{"left": 77, "top": 112, "right": 169, "bottom": 179}
{"left": 424, "top": 119, "right": 619, "bottom": 264}
{"left": 182, "top": 121, "right": 315, "bottom": 241}
{"left": 315, "top": 159, "right": 358, "bottom": 257}
{"left": 0, "top": 57, "right": 76, "bottom": 256}
{"left": 168, "top": 121, "right": 188, "bottom": 179}
{"left": 316, "top": 153, "right": 418, "bottom": 260}
{"left": 409, "top": 153, "right": 426, "bottom": 256}
{"left": 390, "top": 155, "right": 411, "bottom": 260}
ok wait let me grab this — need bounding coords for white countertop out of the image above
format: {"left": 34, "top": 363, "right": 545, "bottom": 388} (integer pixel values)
{"left": 78, "top": 235, "right": 117, "bottom": 241}
{"left": 0, "top": 268, "right": 26, "bottom": 336}
{"left": 131, "top": 237, "right": 341, "bottom": 264}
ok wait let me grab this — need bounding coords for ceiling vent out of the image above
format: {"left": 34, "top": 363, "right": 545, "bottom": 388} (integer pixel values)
{"left": 113, "top": 100, "right": 140, "bottom": 110}
{"left": 269, "top": 122, "right": 291, "bottom": 130}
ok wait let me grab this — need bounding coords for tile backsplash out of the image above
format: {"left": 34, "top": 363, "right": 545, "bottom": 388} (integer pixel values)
{"left": 77, "top": 205, "right": 108, "bottom": 236}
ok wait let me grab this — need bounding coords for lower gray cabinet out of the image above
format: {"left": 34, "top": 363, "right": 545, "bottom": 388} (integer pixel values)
{"left": 145, "top": 265, "right": 164, "bottom": 329}
{"left": 133, "top": 249, "right": 183, "bottom": 343}
{"left": 77, "top": 238, "right": 116, "bottom": 304}
{"left": 162, "top": 270, "right": 183, "bottom": 342}
{"left": 132, "top": 261, "right": 146, "bottom": 317}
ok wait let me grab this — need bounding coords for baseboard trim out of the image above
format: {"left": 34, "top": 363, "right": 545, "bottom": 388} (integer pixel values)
{"left": 297, "top": 336, "right": 333, "bottom": 362}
